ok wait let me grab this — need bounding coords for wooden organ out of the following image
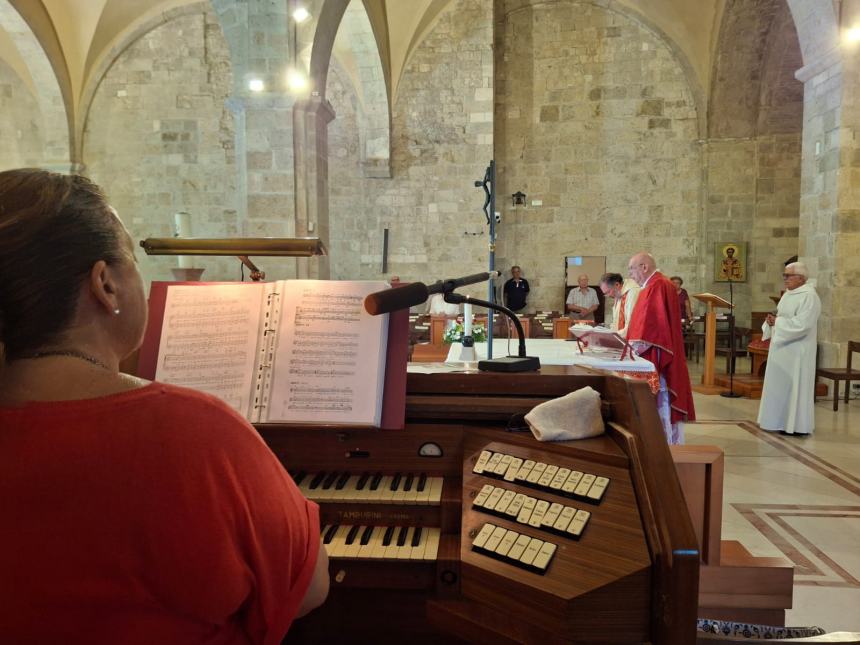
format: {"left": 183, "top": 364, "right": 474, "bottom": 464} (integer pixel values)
{"left": 259, "top": 367, "right": 699, "bottom": 644}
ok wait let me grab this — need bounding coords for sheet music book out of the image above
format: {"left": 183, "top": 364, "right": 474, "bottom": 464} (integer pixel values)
{"left": 150, "top": 280, "right": 390, "bottom": 426}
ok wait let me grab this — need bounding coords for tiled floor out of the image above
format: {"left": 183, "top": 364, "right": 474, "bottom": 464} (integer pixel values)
{"left": 685, "top": 357, "right": 860, "bottom": 631}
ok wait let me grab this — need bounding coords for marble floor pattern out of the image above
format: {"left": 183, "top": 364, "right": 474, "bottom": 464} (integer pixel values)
{"left": 685, "top": 357, "right": 860, "bottom": 632}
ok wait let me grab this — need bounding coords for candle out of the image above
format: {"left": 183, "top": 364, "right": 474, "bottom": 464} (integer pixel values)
{"left": 464, "top": 302, "right": 472, "bottom": 336}
{"left": 173, "top": 212, "right": 192, "bottom": 269}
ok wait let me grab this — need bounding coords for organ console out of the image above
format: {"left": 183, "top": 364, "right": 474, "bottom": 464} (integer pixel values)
{"left": 260, "top": 366, "right": 699, "bottom": 644}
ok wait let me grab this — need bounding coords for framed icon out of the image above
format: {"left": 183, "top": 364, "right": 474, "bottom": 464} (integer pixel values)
{"left": 714, "top": 242, "right": 746, "bottom": 282}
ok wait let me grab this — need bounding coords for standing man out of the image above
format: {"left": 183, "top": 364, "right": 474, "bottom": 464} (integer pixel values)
{"left": 625, "top": 252, "right": 695, "bottom": 444}
{"left": 599, "top": 272, "right": 639, "bottom": 336}
{"left": 503, "top": 265, "right": 530, "bottom": 312}
{"left": 566, "top": 274, "right": 599, "bottom": 321}
{"left": 757, "top": 262, "right": 821, "bottom": 436}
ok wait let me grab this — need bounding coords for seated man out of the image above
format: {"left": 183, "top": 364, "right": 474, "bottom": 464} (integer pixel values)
{"left": 503, "top": 265, "right": 530, "bottom": 312}
{"left": 566, "top": 274, "right": 599, "bottom": 321}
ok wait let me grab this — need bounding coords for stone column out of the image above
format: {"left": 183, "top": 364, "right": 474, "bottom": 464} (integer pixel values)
{"left": 795, "top": 48, "right": 859, "bottom": 364}
{"left": 293, "top": 94, "right": 336, "bottom": 279}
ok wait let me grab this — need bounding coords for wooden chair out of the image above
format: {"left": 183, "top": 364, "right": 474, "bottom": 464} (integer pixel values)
{"left": 816, "top": 340, "right": 860, "bottom": 411}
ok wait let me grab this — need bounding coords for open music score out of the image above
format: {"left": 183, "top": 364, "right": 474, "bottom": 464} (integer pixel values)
{"left": 151, "top": 279, "right": 389, "bottom": 425}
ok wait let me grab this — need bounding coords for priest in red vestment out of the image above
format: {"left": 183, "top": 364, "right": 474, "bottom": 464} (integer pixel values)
{"left": 625, "top": 252, "right": 695, "bottom": 444}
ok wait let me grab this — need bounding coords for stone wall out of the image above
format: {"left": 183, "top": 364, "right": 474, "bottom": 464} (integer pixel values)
{"left": 326, "top": 0, "right": 494, "bottom": 301}
{"left": 82, "top": 11, "right": 242, "bottom": 285}
{"left": 0, "top": 60, "right": 47, "bottom": 169}
{"left": 494, "top": 0, "right": 701, "bottom": 311}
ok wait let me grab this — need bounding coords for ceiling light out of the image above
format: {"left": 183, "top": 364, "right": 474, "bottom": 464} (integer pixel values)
{"left": 293, "top": 7, "right": 310, "bottom": 23}
{"left": 844, "top": 26, "right": 860, "bottom": 43}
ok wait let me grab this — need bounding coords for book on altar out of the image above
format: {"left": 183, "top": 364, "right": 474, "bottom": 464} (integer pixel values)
{"left": 148, "top": 279, "right": 390, "bottom": 426}
{"left": 569, "top": 325, "right": 637, "bottom": 360}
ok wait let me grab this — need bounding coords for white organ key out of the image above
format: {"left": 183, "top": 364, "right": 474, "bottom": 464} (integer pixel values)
{"left": 409, "top": 527, "right": 427, "bottom": 560}
{"left": 507, "top": 534, "right": 531, "bottom": 560}
{"left": 484, "top": 526, "right": 508, "bottom": 552}
{"left": 473, "top": 523, "right": 496, "bottom": 550}
{"left": 503, "top": 457, "right": 523, "bottom": 482}
{"left": 427, "top": 477, "right": 444, "bottom": 505}
{"left": 493, "top": 454, "right": 513, "bottom": 476}
{"left": 561, "top": 470, "right": 584, "bottom": 494}
{"left": 506, "top": 493, "right": 526, "bottom": 517}
{"left": 494, "top": 489, "right": 517, "bottom": 515}
{"left": 473, "top": 484, "right": 495, "bottom": 508}
{"left": 371, "top": 475, "right": 393, "bottom": 502}
{"left": 401, "top": 474, "right": 421, "bottom": 504}
{"left": 396, "top": 527, "right": 416, "bottom": 559}
{"left": 422, "top": 527, "right": 441, "bottom": 560}
{"left": 368, "top": 526, "right": 388, "bottom": 559}
{"left": 415, "top": 474, "right": 432, "bottom": 505}
{"left": 383, "top": 526, "right": 402, "bottom": 559}
{"left": 485, "top": 453, "right": 503, "bottom": 474}
{"left": 519, "top": 537, "right": 544, "bottom": 566}
{"left": 549, "top": 467, "right": 571, "bottom": 491}
{"left": 528, "top": 500, "right": 550, "bottom": 528}
{"left": 526, "top": 462, "right": 547, "bottom": 484}
{"left": 532, "top": 542, "right": 557, "bottom": 572}
{"left": 574, "top": 473, "right": 597, "bottom": 497}
{"left": 339, "top": 475, "right": 361, "bottom": 502}
{"left": 586, "top": 476, "right": 610, "bottom": 502}
{"left": 537, "top": 464, "right": 558, "bottom": 488}
{"left": 554, "top": 506, "right": 576, "bottom": 532}
{"left": 342, "top": 525, "right": 364, "bottom": 558}
{"left": 473, "top": 450, "right": 493, "bottom": 474}
{"left": 484, "top": 487, "right": 504, "bottom": 511}
{"left": 515, "top": 459, "right": 536, "bottom": 482}
{"left": 327, "top": 525, "right": 352, "bottom": 557}
{"left": 541, "top": 502, "right": 564, "bottom": 528}
{"left": 517, "top": 496, "right": 536, "bottom": 524}
{"left": 494, "top": 530, "right": 519, "bottom": 558}
{"left": 357, "top": 526, "right": 381, "bottom": 558}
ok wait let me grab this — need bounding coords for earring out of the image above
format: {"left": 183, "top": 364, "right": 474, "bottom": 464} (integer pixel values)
{"left": 114, "top": 309, "right": 121, "bottom": 315}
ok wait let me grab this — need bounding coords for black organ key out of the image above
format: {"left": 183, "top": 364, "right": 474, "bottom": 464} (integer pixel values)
{"left": 360, "top": 525, "right": 374, "bottom": 545}
{"left": 390, "top": 473, "right": 402, "bottom": 491}
{"left": 411, "top": 527, "right": 423, "bottom": 547}
{"left": 322, "top": 472, "right": 339, "bottom": 490}
{"left": 417, "top": 474, "right": 427, "bottom": 491}
{"left": 356, "top": 472, "right": 370, "bottom": 490}
{"left": 396, "top": 526, "right": 409, "bottom": 547}
{"left": 323, "top": 524, "right": 339, "bottom": 544}
{"left": 370, "top": 473, "right": 383, "bottom": 490}
{"left": 335, "top": 472, "right": 350, "bottom": 490}
{"left": 292, "top": 470, "right": 307, "bottom": 486}
{"left": 309, "top": 472, "right": 326, "bottom": 490}
{"left": 345, "top": 525, "right": 360, "bottom": 545}
{"left": 382, "top": 526, "right": 395, "bottom": 546}
{"left": 403, "top": 474, "right": 415, "bottom": 492}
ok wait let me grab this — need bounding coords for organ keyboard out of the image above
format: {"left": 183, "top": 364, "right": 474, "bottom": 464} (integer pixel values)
{"left": 260, "top": 367, "right": 699, "bottom": 644}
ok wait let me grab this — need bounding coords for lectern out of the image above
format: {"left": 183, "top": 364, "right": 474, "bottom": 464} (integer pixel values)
{"left": 692, "top": 292, "right": 733, "bottom": 394}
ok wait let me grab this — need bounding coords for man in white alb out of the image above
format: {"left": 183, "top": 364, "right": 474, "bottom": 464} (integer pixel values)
{"left": 598, "top": 272, "right": 640, "bottom": 336}
{"left": 566, "top": 274, "right": 599, "bottom": 321}
{"left": 757, "top": 262, "right": 821, "bottom": 436}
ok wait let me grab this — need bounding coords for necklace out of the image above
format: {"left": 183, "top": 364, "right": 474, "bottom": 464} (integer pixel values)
{"left": 20, "top": 349, "right": 112, "bottom": 371}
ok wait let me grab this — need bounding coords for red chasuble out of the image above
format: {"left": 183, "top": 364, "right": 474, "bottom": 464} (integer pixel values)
{"left": 626, "top": 271, "right": 696, "bottom": 423}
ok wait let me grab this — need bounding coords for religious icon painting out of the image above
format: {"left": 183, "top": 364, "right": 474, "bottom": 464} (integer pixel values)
{"left": 714, "top": 242, "right": 746, "bottom": 282}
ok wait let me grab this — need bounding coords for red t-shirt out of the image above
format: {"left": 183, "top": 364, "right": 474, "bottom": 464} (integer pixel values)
{"left": 0, "top": 382, "right": 319, "bottom": 644}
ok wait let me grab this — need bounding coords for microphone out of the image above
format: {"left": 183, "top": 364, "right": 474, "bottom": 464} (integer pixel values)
{"left": 364, "top": 271, "right": 500, "bottom": 316}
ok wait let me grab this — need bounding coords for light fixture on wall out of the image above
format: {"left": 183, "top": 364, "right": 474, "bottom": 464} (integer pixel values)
{"left": 844, "top": 26, "right": 860, "bottom": 44}
{"left": 293, "top": 6, "right": 310, "bottom": 23}
{"left": 512, "top": 191, "right": 526, "bottom": 207}
{"left": 287, "top": 67, "right": 308, "bottom": 93}
{"left": 248, "top": 78, "right": 265, "bottom": 92}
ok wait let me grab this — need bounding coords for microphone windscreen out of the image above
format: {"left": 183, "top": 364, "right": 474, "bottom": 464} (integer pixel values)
{"left": 364, "top": 282, "right": 430, "bottom": 315}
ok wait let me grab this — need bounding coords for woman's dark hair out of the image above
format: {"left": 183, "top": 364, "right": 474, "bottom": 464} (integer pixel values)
{"left": 670, "top": 275, "right": 683, "bottom": 285}
{"left": 0, "top": 169, "right": 124, "bottom": 360}
{"left": 600, "top": 272, "right": 623, "bottom": 287}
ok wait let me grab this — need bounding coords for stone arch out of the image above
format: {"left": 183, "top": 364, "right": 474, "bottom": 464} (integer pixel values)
{"left": 785, "top": 0, "right": 840, "bottom": 75}
{"left": 331, "top": 0, "right": 391, "bottom": 176}
{"left": 0, "top": 0, "right": 70, "bottom": 168}
{"left": 77, "top": 1, "right": 212, "bottom": 165}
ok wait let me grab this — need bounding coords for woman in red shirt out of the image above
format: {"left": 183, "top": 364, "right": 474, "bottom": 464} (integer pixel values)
{"left": 0, "top": 168, "right": 328, "bottom": 644}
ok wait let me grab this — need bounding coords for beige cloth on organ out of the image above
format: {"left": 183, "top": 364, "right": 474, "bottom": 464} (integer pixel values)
{"left": 524, "top": 386, "right": 605, "bottom": 442}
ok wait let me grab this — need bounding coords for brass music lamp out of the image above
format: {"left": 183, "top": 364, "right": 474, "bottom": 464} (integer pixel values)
{"left": 139, "top": 237, "right": 327, "bottom": 281}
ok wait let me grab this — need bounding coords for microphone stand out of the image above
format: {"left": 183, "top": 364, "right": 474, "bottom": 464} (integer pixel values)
{"left": 444, "top": 292, "right": 540, "bottom": 372}
{"left": 720, "top": 271, "right": 741, "bottom": 398}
